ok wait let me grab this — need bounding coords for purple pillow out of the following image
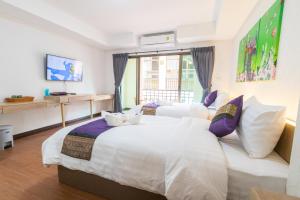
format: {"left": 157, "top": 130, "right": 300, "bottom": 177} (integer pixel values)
{"left": 209, "top": 95, "right": 243, "bottom": 137}
{"left": 204, "top": 90, "right": 218, "bottom": 107}
{"left": 143, "top": 102, "right": 160, "bottom": 109}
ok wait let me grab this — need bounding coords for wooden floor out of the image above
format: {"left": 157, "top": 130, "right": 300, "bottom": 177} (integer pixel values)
{"left": 0, "top": 126, "right": 107, "bottom": 200}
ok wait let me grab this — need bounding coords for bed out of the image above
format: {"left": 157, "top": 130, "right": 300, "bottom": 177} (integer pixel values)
{"left": 43, "top": 116, "right": 228, "bottom": 200}
{"left": 141, "top": 92, "right": 228, "bottom": 119}
{"left": 155, "top": 103, "right": 217, "bottom": 120}
{"left": 42, "top": 115, "right": 295, "bottom": 200}
{"left": 220, "top": 132, "right": 289, "bottom": 200}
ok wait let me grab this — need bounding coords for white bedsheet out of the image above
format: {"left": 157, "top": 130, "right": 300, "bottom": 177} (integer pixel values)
{"left": 42, "top": 115, "right": 227, "bottom": 200}
{"left": 220, "top": 132, "right": 289, "bottom": 200}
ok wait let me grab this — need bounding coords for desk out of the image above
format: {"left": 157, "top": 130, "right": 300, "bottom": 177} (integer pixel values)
{"left": 44, "top": 94, "right": 113, "bottom": 127}
{"left": 0, "top": 101, "right": 48, "bottom": 114}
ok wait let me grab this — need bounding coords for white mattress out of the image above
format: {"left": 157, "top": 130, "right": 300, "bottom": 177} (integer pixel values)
{"left": 220, "top": 132, "right": 289, "bottom": 200}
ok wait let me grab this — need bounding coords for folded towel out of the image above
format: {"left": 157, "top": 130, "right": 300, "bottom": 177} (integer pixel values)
{"left": 102, "top": 111, "right": 141, "bottom": 126}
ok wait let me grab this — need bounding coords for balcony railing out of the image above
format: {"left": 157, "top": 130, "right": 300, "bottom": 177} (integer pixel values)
{"left": 140, "top": 89, "right": 195, "bottom": 104}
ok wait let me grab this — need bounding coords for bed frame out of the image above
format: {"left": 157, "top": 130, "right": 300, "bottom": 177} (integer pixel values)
{"left": 275, "top": 121, "right": 295, "bottom": 163}
{"left": 58, "top": 165, "right": 167, "bottom": 200}
{"left": 58, "top": 122, "right": 296, "bottom": 200}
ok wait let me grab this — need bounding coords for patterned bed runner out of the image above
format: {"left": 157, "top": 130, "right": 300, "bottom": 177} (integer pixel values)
{"left": 142, "top": 102, "right": 160, "bottom": 115}
{"left": 61, "top": 119, "right": 113, "bottom": 160}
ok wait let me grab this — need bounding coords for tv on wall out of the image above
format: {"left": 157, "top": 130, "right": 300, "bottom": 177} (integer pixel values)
{"left": 46, "top": 54, "right": 83, "bottom": 81}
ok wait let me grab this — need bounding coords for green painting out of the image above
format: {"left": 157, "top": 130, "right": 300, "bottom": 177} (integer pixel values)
{"left": 236, "top": 0, "right": 284, "bottom": 82}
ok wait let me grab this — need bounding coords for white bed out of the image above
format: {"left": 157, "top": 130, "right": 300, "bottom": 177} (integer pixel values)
{"left": 42, "top": 115, "right": 289, "bottom": 200}
{"left": 155, "top": 103, "right": 216, "bottom": 119}
{"left": 153, "top": 92, "right": 228, "bottom": 119}
{"left": 220, "top": 132, "right": 289, "bottom": 200}
{"left": 42, "top": 115, "right": 227, "bottom": 200}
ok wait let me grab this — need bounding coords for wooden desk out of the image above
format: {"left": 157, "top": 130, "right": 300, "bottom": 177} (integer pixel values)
{"left": 44, "top": 94, "right": 113, "bottom": 127}
{"left": 250, "top": 188, "right": 300, "bottom": 200}
{"left": 0, "top": 94, "right": 113, "bottom": 128}
{"left": 0, "top": 101, "right": 48, "bottom": 114}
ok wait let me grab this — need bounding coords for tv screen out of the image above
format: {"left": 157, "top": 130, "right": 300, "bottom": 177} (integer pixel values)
{"left": 46, "top": 54, "right": 83, "bottom": 81}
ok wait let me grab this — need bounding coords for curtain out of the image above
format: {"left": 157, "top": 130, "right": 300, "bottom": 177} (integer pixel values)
{"left": 191, "top": 46, "right": 215, "bottom": 102}
{"left": 113, "top": 53, "right": 128, "bottom": 112}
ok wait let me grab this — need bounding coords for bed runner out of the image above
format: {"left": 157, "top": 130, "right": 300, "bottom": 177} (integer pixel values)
{"left": 61, "top": 119, "right": 113, "bottom": 160}
{"left": 142, "top": 102, "right": 160, "bottom": 115}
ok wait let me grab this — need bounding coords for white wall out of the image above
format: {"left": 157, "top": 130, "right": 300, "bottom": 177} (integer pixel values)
{"left": 228, "top": 0, "right": 300, "bottom": 120}
{"left": 103, "top": 40, "right": 234, "bottom": 95}
{"left": 0, "top": 18, "right": 108, "bottom": 135}
{"left": 287, "top": 101, "right": 300, "bottom": 197}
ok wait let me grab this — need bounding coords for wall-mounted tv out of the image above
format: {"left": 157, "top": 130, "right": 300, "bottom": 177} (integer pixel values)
{"left": 46, "top": 54, "right": 83, "bottom": 81}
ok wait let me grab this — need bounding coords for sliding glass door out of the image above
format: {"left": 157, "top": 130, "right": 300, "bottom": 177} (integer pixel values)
{"left": 139, "top": 54, "right": 202, "bottom": 104}
{"left": 121, "top": 58, "right": 137, "bottom": 110}
{"left": 121, "top": 53, "right": 202, "bottom": 108}
{"left": 180, "top": 55, "right": 202, "bottom": 103}
{"left": 139, "top": 55, "right": 180, "bottom": 104}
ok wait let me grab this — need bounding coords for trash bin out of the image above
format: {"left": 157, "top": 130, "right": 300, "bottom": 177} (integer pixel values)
{"left": 0, "top": 125, "right": 14, "bottom": 150}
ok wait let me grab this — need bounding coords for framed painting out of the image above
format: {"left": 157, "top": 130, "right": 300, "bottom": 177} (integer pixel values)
{"left": 236, "top": 0, "right": 284, "bottom": 82}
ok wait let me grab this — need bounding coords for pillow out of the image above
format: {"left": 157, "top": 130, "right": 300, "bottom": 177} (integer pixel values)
{"left": 189, "top": 104, "right": 209, "bottom": 119}
{"left": 143, "top": 102, "right": 160, "bottom": 109}
{"left": 214, "top": 92, "right": 229, "bottom": 110}
{"left": 209, "top": 95, "right": 243, "bottom": 137}
{"left": 157, "top": 100, "right": 173, "bottom": 106}
{"left": 237, "top": 98, "right": 286, "bottom": 158}
{"left": 243, "top": 96, "right": 257, "bottom": 109}
{"left": 204, "top": 90, "right": 218, "bottom": 107}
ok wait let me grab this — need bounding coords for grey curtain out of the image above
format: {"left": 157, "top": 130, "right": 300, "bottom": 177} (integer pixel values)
{"left": 113, "top": 53, "right": 128, "bottom": 112}
{"left": 191, "top": 46, "right": 215, "bottom": 102}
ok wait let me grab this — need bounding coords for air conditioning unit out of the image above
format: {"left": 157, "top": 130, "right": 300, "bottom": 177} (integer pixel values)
{"left": 140, "top": 32, "right": 176, "bottom": 48}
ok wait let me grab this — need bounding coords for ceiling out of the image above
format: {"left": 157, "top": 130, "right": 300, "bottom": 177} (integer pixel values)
{"left": 45, "top": 0, "right": 218, "bottom": 35}
{"left": 0, "top": 0, "right": 260, "bottom": 49}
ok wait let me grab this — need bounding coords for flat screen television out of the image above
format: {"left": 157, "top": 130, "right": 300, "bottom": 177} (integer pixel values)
{"left": 46, "top": 54, "right": 83, "bottom": 81}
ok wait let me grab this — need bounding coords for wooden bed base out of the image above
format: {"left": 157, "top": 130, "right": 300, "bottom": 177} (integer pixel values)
{"left": 58, "top": 165, "right": 167, "bottom": 200}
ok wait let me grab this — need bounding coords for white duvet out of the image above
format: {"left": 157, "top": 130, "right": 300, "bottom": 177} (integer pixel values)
{"left": 42, "top": 115, "right": 227, "bottom": 200}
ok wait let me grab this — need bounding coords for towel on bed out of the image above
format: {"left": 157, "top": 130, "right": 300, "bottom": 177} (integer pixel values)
{"left": 61, "top": 118, "right": 113, "bottom": 160}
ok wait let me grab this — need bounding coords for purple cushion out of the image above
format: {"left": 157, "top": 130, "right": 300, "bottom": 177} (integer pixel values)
{"left": 209, "top": 95, "right": 243, "bottom": 137}
{"left": 204, "top": 90, "right": 218, "bottom": 107}
{"left": 143, "top": 102, "right": 160, "bottom": 109}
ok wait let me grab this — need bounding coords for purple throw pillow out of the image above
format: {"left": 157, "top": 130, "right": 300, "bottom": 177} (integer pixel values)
{"left": 204, "top": 90, "right": 218, "bottom": 107}
{"left": 209, "top": 95, "right": 243, "bottom": 137}
{"left": 143, "top": 102, "right": 160, "bottom": 109}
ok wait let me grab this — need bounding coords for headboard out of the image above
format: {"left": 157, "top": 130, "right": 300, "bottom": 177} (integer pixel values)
{"left": 275, "top": 121, "right": 296, "bottom": 163}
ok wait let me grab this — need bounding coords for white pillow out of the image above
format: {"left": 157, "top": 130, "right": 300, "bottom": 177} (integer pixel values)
{"left": 157, "top": 100, "right": 173, "bottom": 106}
{"left": 189, "top": 104, "right": 209, "bottom": 119}
{"left": 243, "top": 96, "right": 257, "bottom": 109}
{"left": 210, "top": 92, "right": 229, "bottom": 110}
{"left": 237, "top": 97, "right": 286, "bottom": 158}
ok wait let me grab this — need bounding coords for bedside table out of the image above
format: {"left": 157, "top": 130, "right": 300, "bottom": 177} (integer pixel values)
{"left": 250, "top": 188, "right": 300, "bottom": 200}
{"left": 0, "top": 125, "right": 14, "bottom": 150}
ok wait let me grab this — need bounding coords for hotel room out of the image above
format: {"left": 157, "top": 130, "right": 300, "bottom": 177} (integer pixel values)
{"left": 0, "top": 0, "right": 300, "bottom": 200}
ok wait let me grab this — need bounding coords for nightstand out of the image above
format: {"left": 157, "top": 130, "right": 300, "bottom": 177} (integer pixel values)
{"left": 250, "top": 188, "right": 300, "bottom": 200}
{"left": 0, "top": 125, "right": 14, "bottom": 150}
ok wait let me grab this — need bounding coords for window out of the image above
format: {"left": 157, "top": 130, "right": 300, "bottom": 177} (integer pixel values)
{"left": 121, "top": 53, "right": 202, "bottom": 108}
